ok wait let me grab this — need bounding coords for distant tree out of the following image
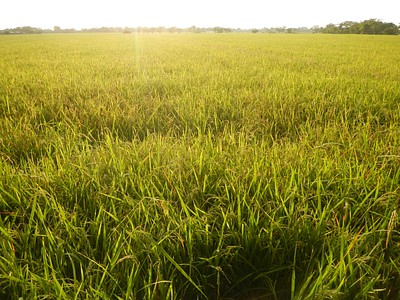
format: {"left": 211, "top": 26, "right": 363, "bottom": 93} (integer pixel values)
{"left": 320, "top": 19, "right": 399, "bottom": 35}
{"left": 213, "top": 27, "right": 231, "bottom": 33}
{"left": 168, "top": 27, "right": 180, "bottom": 33}
{"left": 123, "top": 27, "right": 132, "bottom": 33}
{"left": 251, "top": 29, "right": 259, "bottom": 33}
{"left": 276, "top": 26, "right": 286, "bottom": 33}
{"left": 188, "top": 26, "right": 197, "bottom": 33}
{"left": 260, "top": 27, "right": 270, "bottom": 33}
{"left": 311, "top": 25, "right": 322, "bottom": 33}
{"left": 189, "top": 26, "right": 204, "bottom": 33}
{"left": 359, "top": 19, "right": 380, "bottom": 34}
{"left": 322, "top": 23, "right": 340, "bottom": 34}
{"left": 338, "top": 21, "right": 359, "bottom": 34}
{"left": 381, "top": 22, "right": 399, "bottom": 35}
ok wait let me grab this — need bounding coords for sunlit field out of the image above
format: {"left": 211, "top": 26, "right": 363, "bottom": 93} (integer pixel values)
{"left": 1, "top": 33, "right": 400, "bottom": 299}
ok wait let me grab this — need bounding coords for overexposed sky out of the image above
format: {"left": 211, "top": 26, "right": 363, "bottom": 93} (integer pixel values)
{"left": 1, "top": 0, "right": 399, "bottom": 30}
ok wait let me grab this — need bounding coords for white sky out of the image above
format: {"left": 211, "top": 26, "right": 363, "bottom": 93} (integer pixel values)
{"left": 0, "top": 0, "right": 399, "bottom": 30}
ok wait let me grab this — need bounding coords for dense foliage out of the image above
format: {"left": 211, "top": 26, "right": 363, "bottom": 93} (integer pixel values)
{"left": 1, "top": 33, "right": 400, "bottom": 299}
{"left": 318, "top": 19, "right": 399, "bottom": 35}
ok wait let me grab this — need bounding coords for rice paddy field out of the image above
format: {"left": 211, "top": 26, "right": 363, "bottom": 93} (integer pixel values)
{"left": 1, "top": 32, "right": 400, "bottom": 299}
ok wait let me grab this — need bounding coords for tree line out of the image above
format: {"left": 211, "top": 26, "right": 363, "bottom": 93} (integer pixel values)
{"left": 0, "top": 25, "right": 312, "bottom": 35}
{"left": 316, "top": 19, "right": 399, "bottom": 35}
{"left": 1, "top": 19, "right": 398, "bottom": 35}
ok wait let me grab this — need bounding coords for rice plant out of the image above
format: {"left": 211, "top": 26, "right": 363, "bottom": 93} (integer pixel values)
{"left": 0, "top": 33, "right": 400, "bottom": 299}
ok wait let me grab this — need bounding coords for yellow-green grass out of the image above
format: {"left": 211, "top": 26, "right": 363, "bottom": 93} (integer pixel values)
{"left": 1, "top": 33, "right": 400, "bottom": 299}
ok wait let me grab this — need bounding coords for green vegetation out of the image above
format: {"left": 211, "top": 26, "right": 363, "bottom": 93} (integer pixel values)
{"left": 318, "top": 19, "right": 399, "bottom": 35}
{"left": 2, "top": 19, "right": 399, "bottom": 35}
{"left": 1, "top": 33, "right": 400, "bottom": 299}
